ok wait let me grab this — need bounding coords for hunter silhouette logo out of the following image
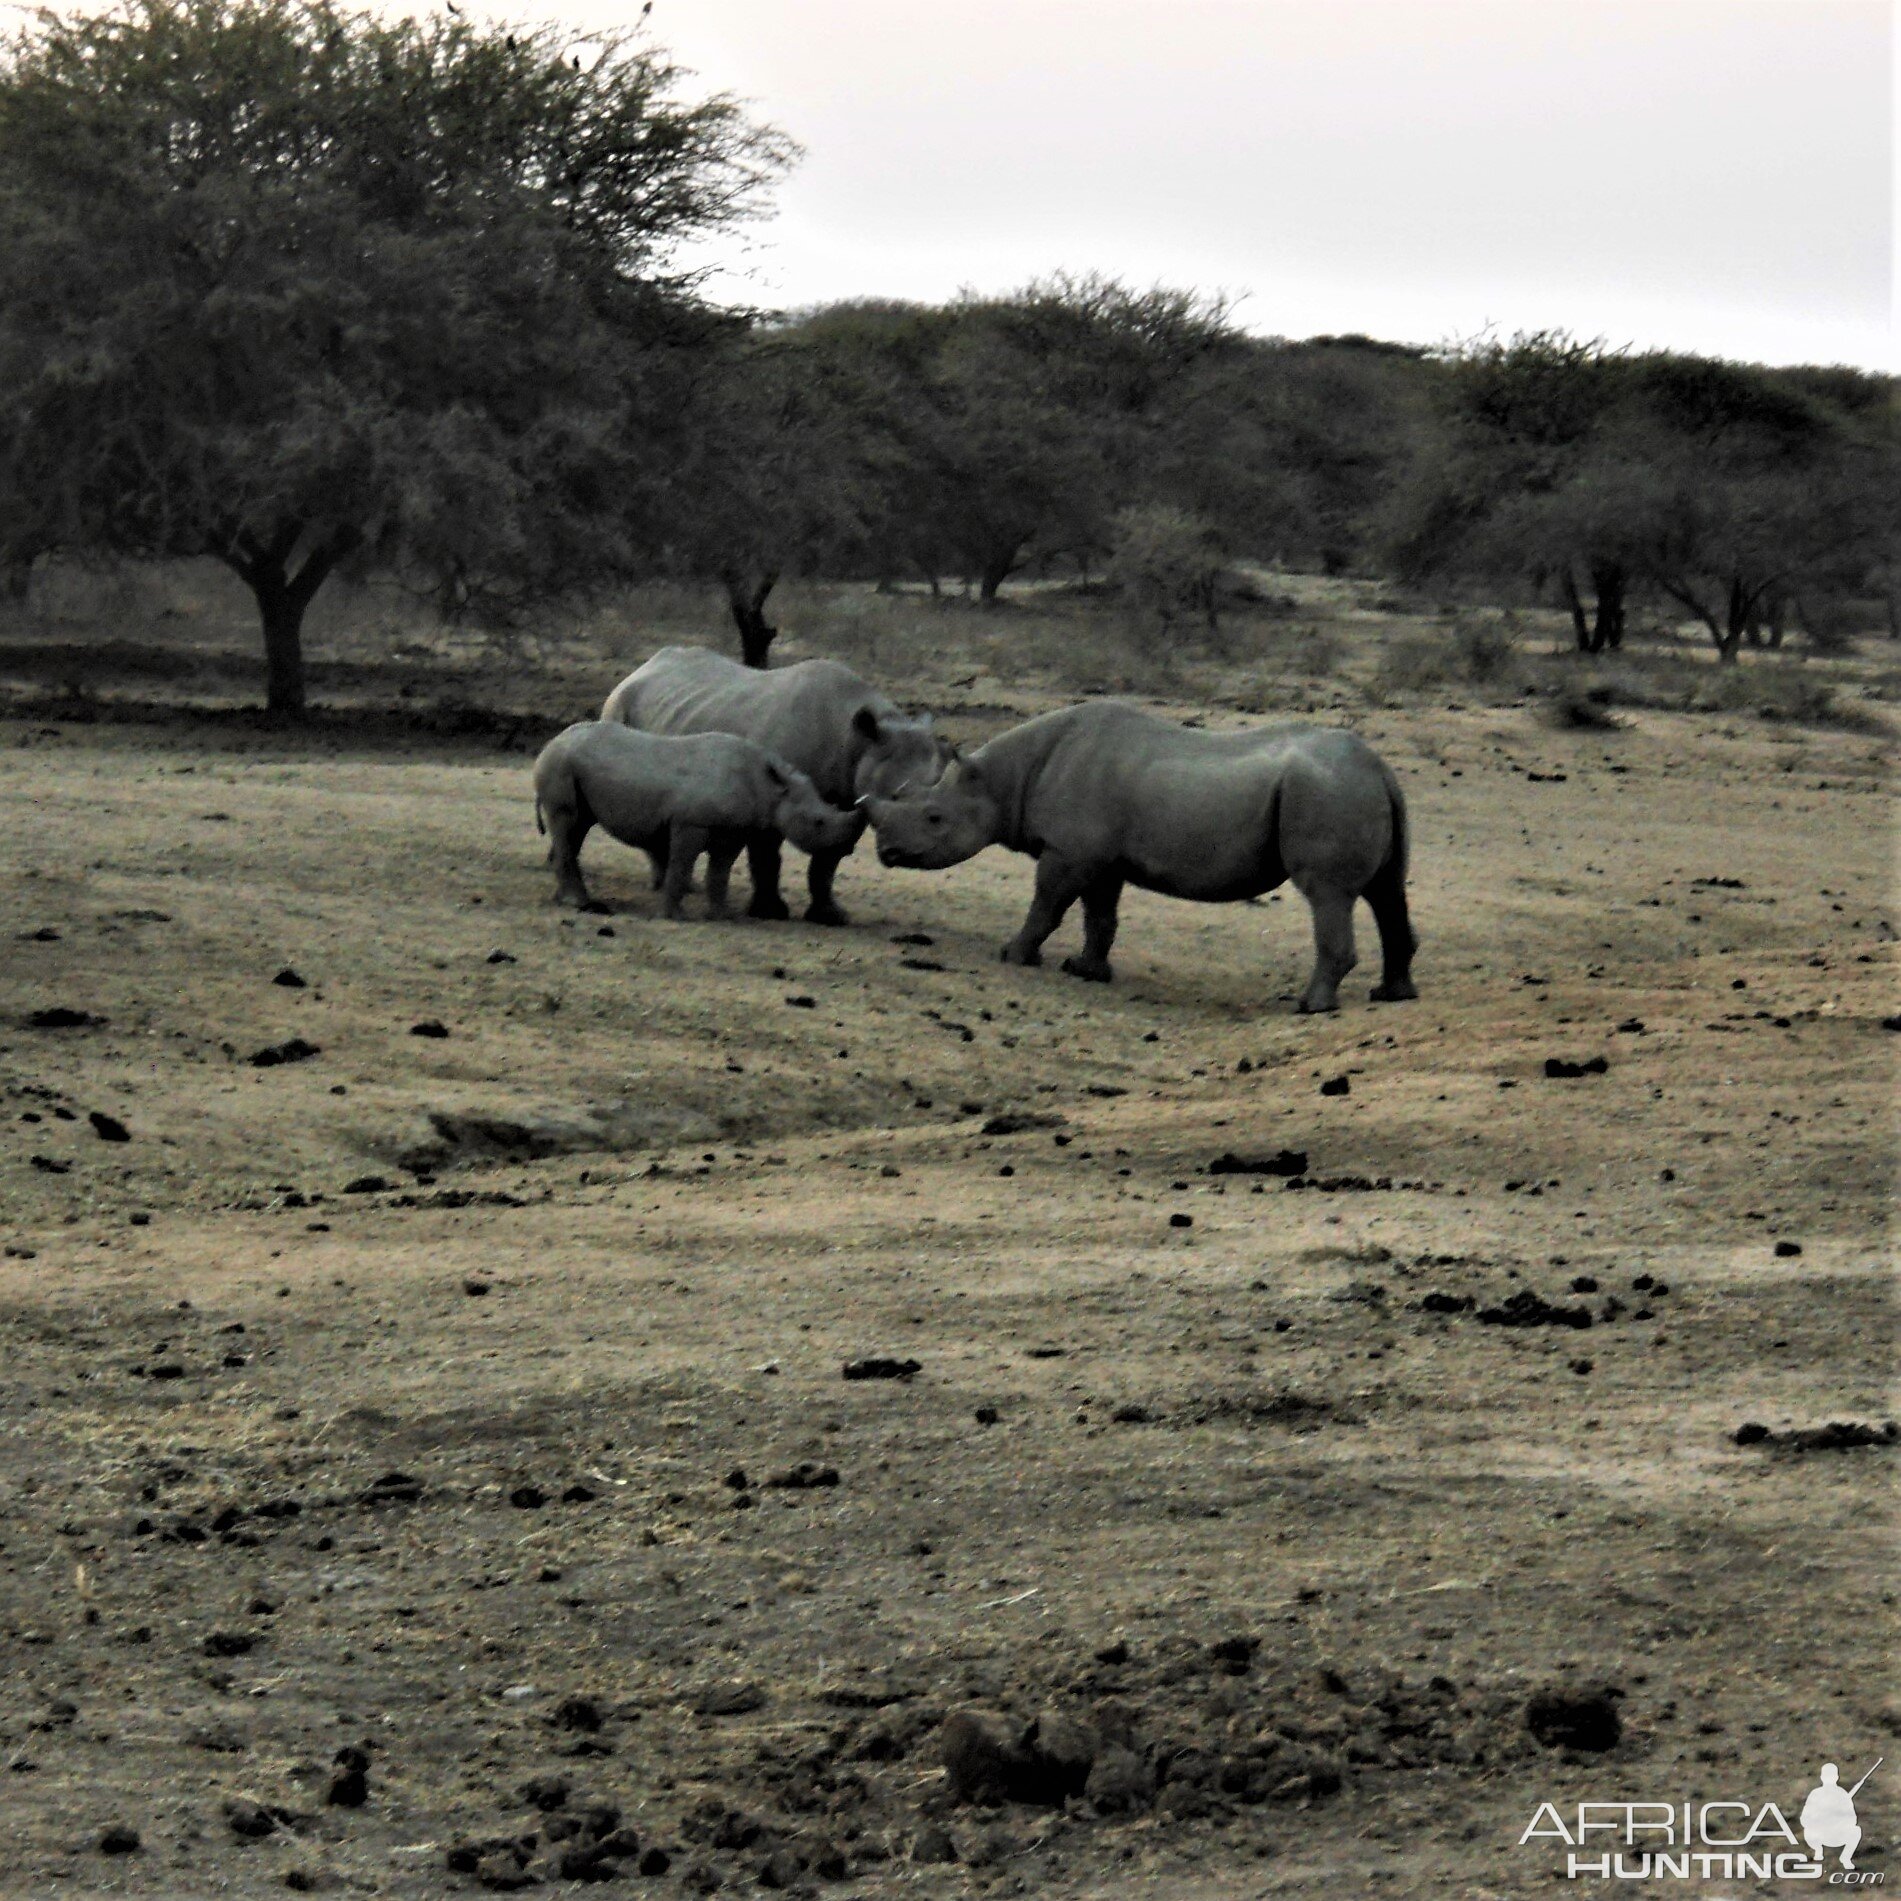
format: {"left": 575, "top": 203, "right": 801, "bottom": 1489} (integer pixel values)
{"left": 1521, "top": 1754, "right": 1885, "bottom": 1883}
{"left": 1804, "top": 1761, "right": 1880, "bottom": 1873}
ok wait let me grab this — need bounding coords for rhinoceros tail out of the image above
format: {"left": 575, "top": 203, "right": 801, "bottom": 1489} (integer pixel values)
{"left": 1377, "top": 761, "right": 1408, "bottom": 885}
{"left": 534, "top": 796, "right": 545, "bottom": 837}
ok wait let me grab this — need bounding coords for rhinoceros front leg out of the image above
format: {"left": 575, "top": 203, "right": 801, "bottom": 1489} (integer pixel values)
{"left": 803, "top": 848, "right": 851, "bottom": 927}
{"left": 745, "top": 835, "right": 793, "bottom": 921}
{"left": 703, "top": 832, "right": 746, "bottom": 919}
{"left": 1002, "top": 854, "right": 1091, "bottom": 969}
{"left": 1060, "top": 869, "right": 1122, "bottom": 983}
{"left": 662, "top": 823, "right": 711, "bottom": 920}
{"left": 1295, "top": 881, "right": 1358, "bottom": 1014}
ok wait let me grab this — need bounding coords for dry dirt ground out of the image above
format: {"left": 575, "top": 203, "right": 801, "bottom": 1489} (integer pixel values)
{"left": 0, "top": 649, "right": 1896, "bottom": 1899}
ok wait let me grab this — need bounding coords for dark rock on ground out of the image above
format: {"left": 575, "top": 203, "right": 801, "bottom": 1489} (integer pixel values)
{"left": 1476, "top": 1290, "right": 1592, "bottom": 1330}
{"left": 1319, "top": 1075, "right": 1351, "bottom": 1096}
{"left": 224, "top": 1796, "right": 278, "bottom": 1839}
{"left": 250, "top": 1038, "right": 321, "bottom": 1067}
{"left": 97, "top": 1824, "right": 140, "bottom": 1854}
{"left": 1209, "top": 1149, "right": 1308, "bottom": 1176}
{"left": 518, "top": 1774, "right": 569, "bottom": 1811}
{"left": 841, "top": 1357, "right": 920, "bottom": 1381}
{"left": 88, "top": 1111, "right": 131, "bottom": 1141}
{"left": 764, "top": 1462, "right": 839, "bottom": 1490}
{"left": 1525, "top": 1686, "right": 1623, "bottom": 1752}
{"left": 1544, "top": 1055, "right": 1609, "bottom": 1078}
{"left": 26, "top": 1007, "right": 104, "bottom": 1029}
{"left": 981, "top": 1111, "right": 1065, "bottom": 1135}
{"left": 939, "top": 1707, "right": 1099, "bottom": 1805}
{"left": 326, "top": 1745, "right": 370, "bottom": 1807}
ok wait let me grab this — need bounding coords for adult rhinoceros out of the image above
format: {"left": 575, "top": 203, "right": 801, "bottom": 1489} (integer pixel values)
{"left": 863, "top": 700, "right": 1417, "bottom": 1013}
{"left": 602, "top": 646, "right": 947, "bottom": 925}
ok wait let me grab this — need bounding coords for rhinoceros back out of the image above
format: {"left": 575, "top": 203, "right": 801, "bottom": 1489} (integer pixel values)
{"left": 603, "top": 646, "right": 896, "bottom": 809}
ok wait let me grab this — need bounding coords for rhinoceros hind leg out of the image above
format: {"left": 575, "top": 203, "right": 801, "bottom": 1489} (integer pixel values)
{"left": 1364, "top": 857, "right": 1418, "bottom": 1002}
{"left": 746, "top": 835, "right": 792, "bottom": 920}
{"left": 545, "top": 806, "right": 597, "bottom": 910}
{"left": 999, "top": 940, "right": 1043, "bottom": 967}
{"left": 804, "top": 849, "right": 850, "bottom": 926}
{"left": 1060, "top": 870, "right": 1122, "bottom": 982}
{"left": 1294, "top": 882, "right": 1357, "bottom": 1014}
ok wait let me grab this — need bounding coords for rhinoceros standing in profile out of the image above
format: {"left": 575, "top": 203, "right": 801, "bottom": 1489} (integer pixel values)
{"left": 864, "top": 700, "right": 1417, "bottom": 1013}
{"left": 533, "top": 721, "right": 858, "bottom": 920}
{"left": 601, "top": 645, "right": 947, "bottom": 925}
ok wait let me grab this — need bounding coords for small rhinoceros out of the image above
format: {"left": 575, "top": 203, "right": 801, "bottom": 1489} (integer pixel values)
{"left": 864, "top": 700, "right": 1417, "bottom": 1013}
{"left": 601, "top": 645, "right": 948, "bottom": 925}
{"left": 532, "top": 721, "right": 858, "bottom": 920}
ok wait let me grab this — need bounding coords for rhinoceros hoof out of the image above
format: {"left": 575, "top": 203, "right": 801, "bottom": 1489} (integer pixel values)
{"left": 999, "top": 943, "right": 1042, "bottom": 967}
{"left": 1370, "top": 979, "right": 1419, "bottom": 1002}
{"left": 804, "top": 901, "right": 850, "bottom": 927}
{"left": 748, "top": 893, "right": 793, "bottom": 921}
{"left": 1295, "top": 996, "right": 1340, "bottom": 1015}
{"left": 1060, "top": 955, "right": 1113, "bottom": 984}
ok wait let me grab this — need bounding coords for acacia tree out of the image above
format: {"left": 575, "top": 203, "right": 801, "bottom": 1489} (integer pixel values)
{"left": 661, "top": 315, "right": 912, "bottom": 666}
{"left": 1384, "top": 332, "right": 1646, "bottom": 650}
{"left": 1620, "top": 354, "right": 1891, "bottom": 662}
{"left": 0, "top": 0, "right": 792, "bottom": 716}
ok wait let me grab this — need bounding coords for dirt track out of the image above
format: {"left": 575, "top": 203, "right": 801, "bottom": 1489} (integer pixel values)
{"left": 0, "top": 685, "right": 1895, "bottom": 1898}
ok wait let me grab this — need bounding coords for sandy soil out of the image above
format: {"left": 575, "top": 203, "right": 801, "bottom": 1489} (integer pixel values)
{"left": 0, "top": 675, "right": 1895, "bottom": 1899}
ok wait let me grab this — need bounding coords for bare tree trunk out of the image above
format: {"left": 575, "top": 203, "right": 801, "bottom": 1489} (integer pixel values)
{"left": 222, "top": 523, "right": 352, "bottom": 720}
{"left": 1590, "top": 562, "right": 1626, "bottom": 652}
{"left": 977, "top": 539, "right": 1024, "bottom": 608}
{"left": 725, "top": 571, "right": 779, "bottom": 669}
{"left": 1560, "top": 567, "right": 1591, "bottom": 651}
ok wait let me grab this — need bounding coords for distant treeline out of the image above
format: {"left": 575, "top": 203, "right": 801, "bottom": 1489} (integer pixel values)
{"left": 1, "top": 0, "right": 1894, "bottom": 715}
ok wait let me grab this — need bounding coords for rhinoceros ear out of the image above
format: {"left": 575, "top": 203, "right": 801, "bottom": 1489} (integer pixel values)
{"left": 851, "top": 706, "right": 884, "bottom": 746}
{"left": 762, "top": 757, "right": 792, "bottom": 789}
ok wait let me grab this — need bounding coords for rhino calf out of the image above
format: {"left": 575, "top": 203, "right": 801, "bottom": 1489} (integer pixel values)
{"left": 865, "top": 701, "right": 1417, "bottom": 1013}
{"left": 532, "top": 721, "right": 858, "bottom": 920}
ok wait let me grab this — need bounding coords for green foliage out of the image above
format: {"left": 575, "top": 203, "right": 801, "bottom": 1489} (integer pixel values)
{"left": 1387, "top": 330, "right": 1896, "bottom": 666}
{"left": 1106, "top": 503, "right": 1228, "bottom": 644}
{"left": 0, "top": 0, "right": 792, "bottom": 710}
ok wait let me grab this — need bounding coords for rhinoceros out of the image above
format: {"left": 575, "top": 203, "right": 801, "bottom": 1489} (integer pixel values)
{"left": 533, "top": 721, "right": 858, "bottom": 920}
{"left": 601, "top": 646, "right": 947, "bottom": 925}
{"left": 864, "top": 700, "right": 1417, "bottom": 1012}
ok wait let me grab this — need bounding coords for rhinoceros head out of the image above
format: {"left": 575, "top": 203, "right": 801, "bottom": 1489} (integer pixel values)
{"left": 866, "top": 756, "right": 999, "bottom": 870}
{"left": 767, "top": 760, "right": 862, "bottom": 857}
{"left": 850, "top": 707, "right": 953, "bottom": 803}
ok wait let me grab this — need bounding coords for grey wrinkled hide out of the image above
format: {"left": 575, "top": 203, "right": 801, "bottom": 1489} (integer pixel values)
{"left": 533, "top": 721, "right": 858, "bottom": 921}
{"left": 866, "top": 700, "right": 1417, "bottom": 1013}
{"left": 602, "top": 645, "right": 946, "bottom": 925}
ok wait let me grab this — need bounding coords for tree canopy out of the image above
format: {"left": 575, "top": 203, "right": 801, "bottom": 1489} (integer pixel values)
{"left": 0, "top": 0, "right": 793, "bottom": 713}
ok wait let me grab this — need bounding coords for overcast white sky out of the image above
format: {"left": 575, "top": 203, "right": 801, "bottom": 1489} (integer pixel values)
{"left": 552, "top": 0, "right": 1895, "bottom": 366}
